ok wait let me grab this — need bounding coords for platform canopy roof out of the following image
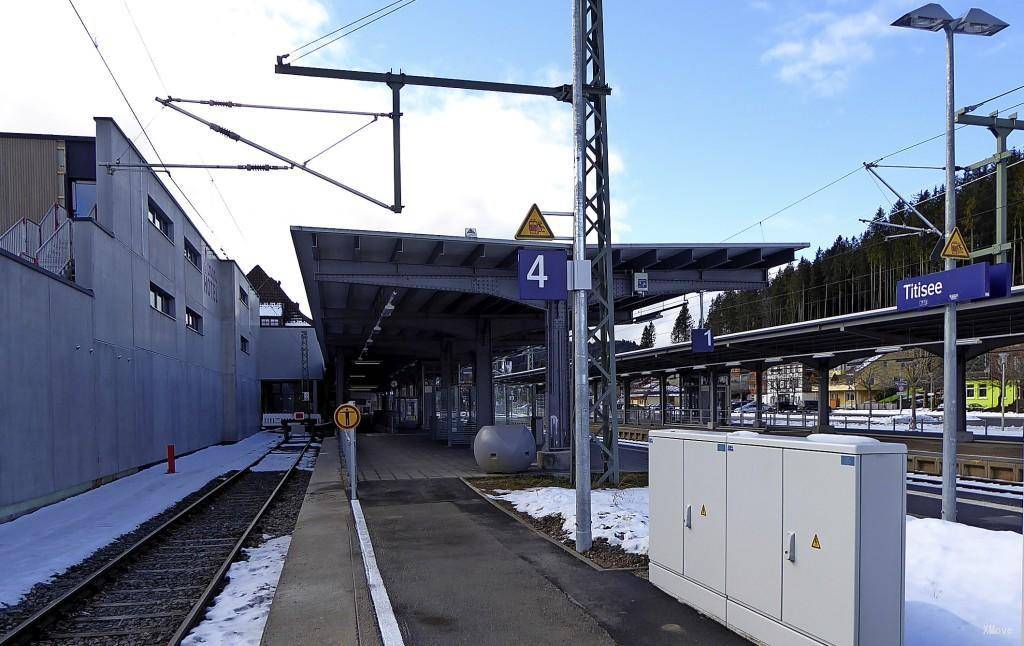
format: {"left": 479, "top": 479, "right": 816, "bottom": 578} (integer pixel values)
{"left": 495, "top": 285, "right": 1024, "bottom": 385}
{"left": 291, "top": 226, "right": 806, "bottom": 372}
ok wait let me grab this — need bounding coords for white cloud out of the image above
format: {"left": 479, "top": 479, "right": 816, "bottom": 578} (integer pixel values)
{"left": 2, "top": 0, "right": 626, "bottom": 315}
{"left": 760, "top": 3, "right": 895, "bottom": 96}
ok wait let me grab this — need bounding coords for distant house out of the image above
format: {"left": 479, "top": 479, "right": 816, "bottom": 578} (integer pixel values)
{"left": 964, "top": 378, "right": 1018, "bottom": 410}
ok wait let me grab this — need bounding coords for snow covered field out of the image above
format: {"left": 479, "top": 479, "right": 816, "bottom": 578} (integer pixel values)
{"left": 0, "top": 432, "right": 281, "bottom": 608}
{"left": 182, "top": 535, "right": 291, "bottom": 646}
{"left": 492, "top": 486, "right": 1022, "bottom": 645}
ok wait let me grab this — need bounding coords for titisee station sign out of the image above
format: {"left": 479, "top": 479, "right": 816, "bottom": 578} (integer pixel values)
{"left": 896, "top": 262, "right": 1011, "bottom": 312}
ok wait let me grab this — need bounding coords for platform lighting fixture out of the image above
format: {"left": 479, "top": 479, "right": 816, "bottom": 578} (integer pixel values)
{"left": 956, "top": 337, "right": 983, "bottom": 346}
{"left": 726, "top": 361, "right": 741, "bottom": 367}
{"left": 892, "top": 2, "right": 1008, "bottom": 526}
{"left": 812, "top": 352, "right": 835, "bottom": 359}
{"left": 692, "top": 365, "right": 707, "bottom": 370}
{"left": 348, "top": 374, "right": 367, "bottom": 379}
{"left": 874, "top": 346, "right": 903, "bottom": 354}
{"left": 765, "top": 357, "right": 784, "bottom": 364}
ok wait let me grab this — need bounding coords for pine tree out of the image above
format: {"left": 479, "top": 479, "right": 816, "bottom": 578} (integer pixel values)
{"left": 639, "top": 321, "right": 656, "bottom": 348}
{"left": 670, "top": 301, "right": 693, "bottom": 343}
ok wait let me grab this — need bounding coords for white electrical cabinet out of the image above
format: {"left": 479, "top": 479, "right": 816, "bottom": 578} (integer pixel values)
{"left": 648, "top": 430, "right": 906, "bottom": 646}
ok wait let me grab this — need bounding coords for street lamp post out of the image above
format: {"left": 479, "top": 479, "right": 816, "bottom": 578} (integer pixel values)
{"left": 998, "top": 352, "right": 1008, "bottom": 433}
{"left": 891, "top": 3, "right": 1008, "bottom": 523}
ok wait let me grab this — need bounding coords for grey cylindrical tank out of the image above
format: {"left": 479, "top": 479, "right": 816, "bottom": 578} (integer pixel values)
{"left": 473, "top": 425, "right": 536, "bottom": 473}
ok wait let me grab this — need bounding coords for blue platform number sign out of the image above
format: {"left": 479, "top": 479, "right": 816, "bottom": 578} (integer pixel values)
{"left": 518, "top": 249, "right": 568, "bottom": 301}
{"left": 692, "top": 328, "right": 714, "bottom": 353}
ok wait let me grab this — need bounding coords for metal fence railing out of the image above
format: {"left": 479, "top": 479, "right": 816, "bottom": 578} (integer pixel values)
{"left": 0, "top": 218, "right": 41, "bottom": 260}
{"left": 37, "top": 220, "right": 73, "bottom": 278}
{"left": 37, "top": 202, "right": 68, "bottom": 239}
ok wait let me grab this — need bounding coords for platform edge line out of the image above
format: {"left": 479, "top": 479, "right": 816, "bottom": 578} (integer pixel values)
{"left": 350, "top": 500, "right": 405, "bottom": 646}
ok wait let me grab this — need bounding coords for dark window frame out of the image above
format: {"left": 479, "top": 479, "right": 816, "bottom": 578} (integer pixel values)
{"left": 185, "top": 307, "right": 203, "bottom": 334}
{"left": 149, "top": 282, "right": 175, "bottom": 318}
{"left": 240, "top": 335, "right": 250, "bottom": 354}
{"left": 184, "top": 238, "right": 201, "bottom": 270}
{"left": 147, "top": 198, "right": 174, "bottom": 242}
{"left": 239, "top": 286, "right": 249, "bottom": 308}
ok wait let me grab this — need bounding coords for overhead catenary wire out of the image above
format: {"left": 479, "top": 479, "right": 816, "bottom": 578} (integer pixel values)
{"left": 963, "top": 82, "right": 1024, "bottom": 114}
{"left": 304, "top": 116, "right": 379, "bottom": 165}
{"left": 118, "top": 1, "right": 248, "bottom": 246}
{"left": 290, "top": 0, "right": 419, "bottom": 63}
{"left": 720, "top": 82, "right": 1024, "bottom": 243}
{"left": 70, "top": 0, "right": 224, "bottom": 253}
{"left": 285, "top": 0, "right": 407, "bottom": 58}
{"left": 165, "top": 97, "right": 392, "bottom": 118}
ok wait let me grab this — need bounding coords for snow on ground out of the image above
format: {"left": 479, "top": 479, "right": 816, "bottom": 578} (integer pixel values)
{"left": 493, "top": 486, "right": 1022, "bottom": 645}
{"left": 250, "top": 449, "right": 317, "bottom": 473}
{"left": 182, "top": 535, "right": 291, "bottom": 646}
{"left": 905, "top": 518, "right": 1021, "bottom": 645}
{"left": 493, "top": 487, "right": 650, "bottom": 554}
{"left": 0, "top": 432, "right": 281, "bottom": 608}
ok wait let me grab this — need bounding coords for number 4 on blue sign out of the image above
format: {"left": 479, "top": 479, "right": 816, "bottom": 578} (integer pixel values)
{"left": 692, "top": 328, "right": 714, "bottom": 353}
{"left": 518, "top": 249, "right": 568, "bottom": 301}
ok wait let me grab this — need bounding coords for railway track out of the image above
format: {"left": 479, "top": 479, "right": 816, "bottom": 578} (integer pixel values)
{"left": 0, "top": 437, "right": 312, "bottom": 646}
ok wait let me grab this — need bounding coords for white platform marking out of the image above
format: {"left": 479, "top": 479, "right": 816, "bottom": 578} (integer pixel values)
{"left": 351, "top": 500, "right": 405, "bottom": 646}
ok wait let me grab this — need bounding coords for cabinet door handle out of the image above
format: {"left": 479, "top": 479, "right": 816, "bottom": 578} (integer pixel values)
{"left": 784, "top": 531, "right": 796, "bottom": 562}
{"left": 684, "top": 504, "right": 692, "bottom": 529}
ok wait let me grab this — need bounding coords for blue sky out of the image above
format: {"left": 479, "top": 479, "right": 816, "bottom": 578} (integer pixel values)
{"left": 5, "top": 1, "right": 1022, "bottom": 343}
{"left": 309, "top": 0, "right": 1023, "bottom": 251}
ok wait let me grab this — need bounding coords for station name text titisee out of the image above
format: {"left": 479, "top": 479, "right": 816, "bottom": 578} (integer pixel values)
{"left": 903, "top": 280, "right": 942, "bottom": 299}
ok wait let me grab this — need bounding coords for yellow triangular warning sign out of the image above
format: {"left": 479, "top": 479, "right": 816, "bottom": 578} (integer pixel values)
{"left": 700, "top": 504, "right": 707, "bottom": 517}
{"left": 811, "top": 534, "right": 821, "bottom": 549}
{"left": 940, "top": 227, "right": 971, "bottom": 260}
{"left": 515, "top": 204, "right": 555, "bottom": 240}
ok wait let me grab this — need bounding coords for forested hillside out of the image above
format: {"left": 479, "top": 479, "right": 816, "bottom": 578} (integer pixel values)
{"left": 707, "top": 150, "right": 1024, "bottom": 334}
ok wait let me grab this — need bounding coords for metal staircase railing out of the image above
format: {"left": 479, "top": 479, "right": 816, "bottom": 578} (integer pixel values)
{"left": 0, "top": 218, "right": 41, "bottom": 260}
{"left": 37, "top": 219, "right": 73, "bottom": 278}
{"left": 1, "top": 201, "right": 76, "bottom": 279}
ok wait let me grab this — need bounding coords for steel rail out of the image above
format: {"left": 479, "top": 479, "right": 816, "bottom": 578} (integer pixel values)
{"left": 168, "top": 438, "right": 312, "bottom": 644}
{"left": 0, "top": 437, "right": 293, "bottom": 645}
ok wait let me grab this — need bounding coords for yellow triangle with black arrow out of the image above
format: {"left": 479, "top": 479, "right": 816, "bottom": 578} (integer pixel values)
{"left": 940, "top": 227, "right": 971, "bottom": 261}
{"left": 811, "top": 534, "right": 821, "bottom": 550}
{"left": 700, "top": 504, "right": 707, "bottom": 517}
{"left": 515, "top": 204, "right": 555, "bottom": 240}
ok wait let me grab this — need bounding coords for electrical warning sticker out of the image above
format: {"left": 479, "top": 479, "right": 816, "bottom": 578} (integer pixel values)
{"left": 700, "top": 504, "right": 707, "bottom": 517}
{"left": 811, "top": 534, "right": 821, "bottom": 549}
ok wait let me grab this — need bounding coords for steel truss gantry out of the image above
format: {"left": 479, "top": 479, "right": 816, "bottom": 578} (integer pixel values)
{"left": 575, "top": 0, "right": 619, "bottom": 486}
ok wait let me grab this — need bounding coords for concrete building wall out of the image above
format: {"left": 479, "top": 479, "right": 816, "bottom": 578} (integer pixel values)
{"left": 0, "top": 118, "right": 261, "bottom": 520}
{"left": 258, "top": 326, "right": 325, "bottom": 381}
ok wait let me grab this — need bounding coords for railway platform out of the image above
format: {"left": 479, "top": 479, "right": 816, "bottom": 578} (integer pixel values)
{"left": 264, "top": 432, "right": 747, "bottom": 645}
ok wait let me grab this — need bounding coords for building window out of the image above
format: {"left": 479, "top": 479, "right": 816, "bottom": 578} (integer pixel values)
{"left": 966, "top": 384, "right": 975, "bottom": 398}
{"left": 147, "top": 198, "right": 173, "bottom": 240}
{"left": 261, "top": 317, "right": 282, "bottom": 327}
{"left": 978, "top": 384, "right": 987, "bottom": 398}
{"left": 184, "top": 238, "right": 201, "bottom": 270}
{"left": 185, "top": 308, "right": 203, "bottom": 333}
{"left": 72, "top": 181, "right": 96, "bottom": 219}
{"left": 149, "top": 283, "right": 174, "bottom": 317}
{"left": 240, "top": 335, "right": 250, "bottom": 354}
{"left": 239, "top": 286, "right": 249, "bottom": 308}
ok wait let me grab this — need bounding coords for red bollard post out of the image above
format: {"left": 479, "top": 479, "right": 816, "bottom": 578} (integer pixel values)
{"left": 166, "top": 444, "right": 176, "bottom": 474}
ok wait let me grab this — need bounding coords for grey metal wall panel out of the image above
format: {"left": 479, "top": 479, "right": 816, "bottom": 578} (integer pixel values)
{"left": 0, "top": 137, "right": 62, "bottom": 232}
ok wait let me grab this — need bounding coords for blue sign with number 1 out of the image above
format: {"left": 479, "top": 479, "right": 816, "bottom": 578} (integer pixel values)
{"left": 692, "top": 328, "right": 714, "bottom": 353}
{"left": 518, "top": 249, "right": 568, "bottom": 301}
